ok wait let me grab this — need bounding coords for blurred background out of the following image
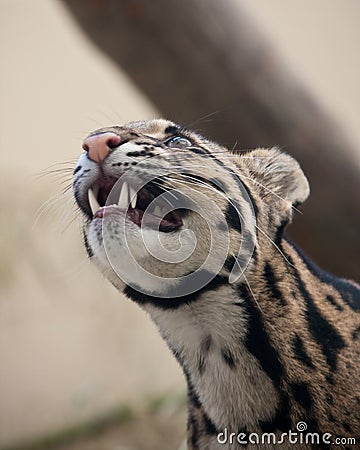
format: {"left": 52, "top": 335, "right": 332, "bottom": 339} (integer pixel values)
{"left": 0, "top": 1, "right": 359, "bottom": 449}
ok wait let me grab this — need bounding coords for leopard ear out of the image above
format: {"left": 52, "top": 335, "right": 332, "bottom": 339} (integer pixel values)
{"left": 241, "top": 147, "right": 310, "bottom": 222}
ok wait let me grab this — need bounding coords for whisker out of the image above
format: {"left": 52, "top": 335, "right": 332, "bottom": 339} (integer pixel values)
{"left": 85, "top": 116, "right": 106, "bottom": 128}
{"left": 34, "top": 175, "right": 74, "bottom": 187}
{"left": 32, "top": 189, "right": 76, "bottom": 231}
{"left": 252, "top": 223, "right": 296, "bottom": 269}
{"left": 150, "top": 180, "right": 177, "bottom": 206}
{"left": 54, "top": 250, "right": 91, "bottom": 283}
{"left": 62, "top": 183, "right": 73, "bottom": 194}
{"left": 61, "top": 207, "right": 82, "bottom": 233}
{"left": 54, "top": 198, "right": 81, "bottom": 233}
{"left": 33, "top": 194, "right": 65, "bottom": 227}
{"left": 161, "top": 158, "right": 302, "bottom": 215}
{"left": 158, "top": 170, "right": 296, "bottom": 268}
{"left": 158, "top": 173, "right": 222, "bottom": 198}
{"left": 231, "top": 140, "right": 238, "bottom": 152}
{"left": 236, "top": 172, "right": 302, "bottom": 215}
{"left": 238, "top": 266, "right": 263, "bottom": 314}
{"left": 167, "top": 151, "right": 272, "bottom": 159}
{"left": 38, "top": 160, "right": 78, "bottom": 171}
{"left": 40, "top": 167, "right": 74, "bottom": 171}
{"left": 186, "top": 109, "right": 225, "bottom": 128}
{"left": 59, "top": 177, "right": 73, "bottom": 186}
{"left": 181, "top": 173, "right": 295, "bottom": 266}
{"left": 34, "top": 161, "right": 77, "bottom": 181}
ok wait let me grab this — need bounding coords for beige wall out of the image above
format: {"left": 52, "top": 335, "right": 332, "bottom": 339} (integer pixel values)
{"left": 0, "top": 1, "right": 183, "bottom": 447}
{"left": 0, "top": 0, "right": 359, "bottom": 447}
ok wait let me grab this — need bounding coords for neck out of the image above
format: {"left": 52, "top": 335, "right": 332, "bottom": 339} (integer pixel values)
{"left": 143, "top": 281, "right": 280, "bottom": 432}
{"left": 123, "top": 237, "right": 354, "bottom": 449}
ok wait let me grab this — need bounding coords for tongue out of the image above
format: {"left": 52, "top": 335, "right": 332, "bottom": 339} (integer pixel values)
{"left": 126, "top": 208, "right": 182, "bottom": 232}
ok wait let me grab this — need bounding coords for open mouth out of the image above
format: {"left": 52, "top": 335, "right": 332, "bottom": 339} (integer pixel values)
{"left": 86, "top": 177, "right": 184, "bottom": 233}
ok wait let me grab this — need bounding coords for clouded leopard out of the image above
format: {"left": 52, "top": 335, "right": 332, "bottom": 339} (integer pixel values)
{"left": 73, "top": 119, "right": 359, "bottom": 449}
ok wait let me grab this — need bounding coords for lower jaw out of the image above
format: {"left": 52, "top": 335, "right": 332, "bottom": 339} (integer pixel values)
{"left": 92, "top": 205, "right": 182, "bottom": 233}
{"left": 94, "top": 205, "right": 121, "bottom": 219}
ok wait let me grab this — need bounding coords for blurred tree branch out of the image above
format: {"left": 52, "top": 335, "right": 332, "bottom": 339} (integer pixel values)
{"left": 61, "top": 0, "right": 359, "bottom": 280}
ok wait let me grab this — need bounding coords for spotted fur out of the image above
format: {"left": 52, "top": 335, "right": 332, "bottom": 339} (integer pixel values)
{"left": 73, "top": 119, "right": 359, "bottom": 449}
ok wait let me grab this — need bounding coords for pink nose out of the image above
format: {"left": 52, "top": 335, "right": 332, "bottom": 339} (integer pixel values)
{"left": 82, "top": 132, "right": 122, "bottom": 163}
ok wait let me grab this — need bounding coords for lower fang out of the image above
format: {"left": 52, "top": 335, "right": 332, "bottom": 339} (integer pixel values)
{"left": 130, "top": 186, "right": 137, "bottom": 208}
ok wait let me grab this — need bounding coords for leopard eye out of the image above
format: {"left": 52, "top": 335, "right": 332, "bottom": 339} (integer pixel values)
{"left": 166, "top": 136, "right": 192, "bottom": 148}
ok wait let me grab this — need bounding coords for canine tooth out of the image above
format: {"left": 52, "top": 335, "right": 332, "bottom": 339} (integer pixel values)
{"left": 88, "top": 188, "right": 100, "bottom": 215}
{"left": 118, "top": 181, "right": 129, "bottom": 208}
{"left": 153, "top": 206, "right": 162, "bottom": 216}
{"left": 92, "top": 182, "right": 99, "bottom": 198}
{"left": 129, "top": 186, "right": 137, "bottom": 208}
